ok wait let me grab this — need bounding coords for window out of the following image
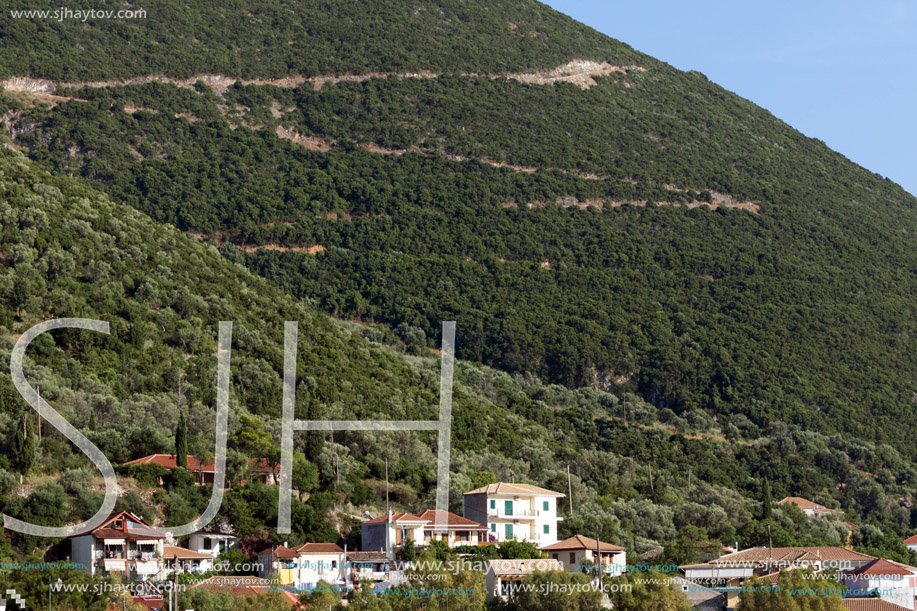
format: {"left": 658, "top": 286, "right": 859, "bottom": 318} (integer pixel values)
{"left": 202, "top": 538, "right": 212, "bottom": 550}
{"left": 504, "top": 500, "right": 513, "bottom": 516}
{"left": 569, "top": 552, "right": 576, "bottom": 565}
{"left": 505, "top": 524, "right": 513, "bottom": 539}
{"left": 543, "top": 501, "right": 549, "bottom": 511}
{"left": 551, "top": 553, "right": 558, "bottom": 560}
{"left": 543, "top": 525, "right": 549, "bottom": 534}
{"left": 490, "top": 499, "right": 495, "bottom": 510}
{"left": 332, "top": 561, "right": 338, "bottom": 569}
{"left": 491, "top": 523, "right": 496, "bottom": 533}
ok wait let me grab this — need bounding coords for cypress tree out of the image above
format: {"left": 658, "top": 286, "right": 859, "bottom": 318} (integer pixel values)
{"left": 305, "top": 393, "right": 324, "bottom": 463}
{"left": 89, "top": 409, "right": 97, "bottom": 431}
{"left": 175, "top": 410, "right": 188, "bottom": 469}
{"left": 16, "top": 413, "right": 37, "bottom": 476}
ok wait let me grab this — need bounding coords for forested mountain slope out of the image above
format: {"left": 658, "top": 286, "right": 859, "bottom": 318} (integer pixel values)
{"left": 1, "top": 148, "right": 916, "bottom": 565}
{"left": 0, "top": 0, "right": 914, "bottom": 455}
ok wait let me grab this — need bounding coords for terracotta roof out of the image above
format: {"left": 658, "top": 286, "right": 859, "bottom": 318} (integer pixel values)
{"left": 362, "top": 512, "right": 428, "bottom": 524}
{"left": 904, "top": 533, "right": 917, "bottom": 545}
{"left": 487, "top": 558, "right": 564, "bottom": 576}
{"left": 163, "top": 545, "right": 214, "bottom": 560}
{"left": 844, "top": 521, "right": 859, "bottom": 530}
{"left": 124, "top": 454, "right": 217, "bottom": 472}
{"left": 293, "top": 542, "right": 344, "bottom": 553}
{"left": 418, "top": 510, "right": 488, "bottom": 530}
{"left": 124, "top": 454, "right": 277, "bottom": 475}
{"left": 850, "top": 558, "right": 913, "bottom": 576}
{"left": 256, "top": 545, "right": 300, "bottom": 559}
{"left": 690, "top": 547, "right": 874, "bottom": 569}
{"left": 92, "top": 527, "right": 163, "bottom": 541}
{"left": 842, "top": 599, "right": 913, "bottom": 611}
{"left": 465, "top": 482, "right": 564, "bottom": 497}
{"left": 540, "top": 535, "right": 625, "bottom": 552}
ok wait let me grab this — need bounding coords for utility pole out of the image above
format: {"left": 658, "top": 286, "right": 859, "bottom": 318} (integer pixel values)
{"left": 564, "top": 463, "right": 574, "bottom": 514}
{"left": 766, "top": 522, "right": 773, "bottom": 575}
{"left": 595, "top": 527, "right": 602, "bottom": 584}
{"left": 331, "top": 429, "right": 338, "bottom": 490}
{"left": 36, "top": 384, "right": 40, "bottom": 445}
{"left": 385, "top": 458, "right": 389, "bottom": 512}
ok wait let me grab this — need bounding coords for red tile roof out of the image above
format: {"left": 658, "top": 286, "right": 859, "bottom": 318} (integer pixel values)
{"left": 540, "top": 535, "right": 625, "bottom": 552}
{"left": 904, "top": 533, "right": 917, "bottom": 545}
{"left": 418, "top": 510, "right": 488, "bottom": 530}
{"left": 363, "top": 512, "right": 428, "bottom": 524}
{"left": 124, "top": 454, "right": 217, "bottom": 472}
{"left": 850, "top": 558, "right": 913, "bottom": 576}
{"left": 465, "top": 482, "right": 564, "bottom": 497}
{"left": 124, "top": 454, "right": 277, "bottom": 474}
{"left": 778, "top": 497, "right": 839, "bottom": 514}
{"left": 256, "top": 545, "right": 300, "bottom": 559}
{"left": 294, "top": 542, "right": 344, "bottom": 553}
{"left": 163, "top": 545, "right": 214, "bottom": 560}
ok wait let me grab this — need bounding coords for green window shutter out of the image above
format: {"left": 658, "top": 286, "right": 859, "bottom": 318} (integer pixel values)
{"left": 491, "top": 523, "right": 496, "bottom": 533}
{"left": 543, "top": 501, "right": 549, "bottom": 511}
{"left": 490, "top": 499, "right": 495, "bottom": 510}
{"left": 505, "top": 523, "right": 513, "bottom": 538}
{"left": 544, "top": 524, "right": 549, "bottom": 534}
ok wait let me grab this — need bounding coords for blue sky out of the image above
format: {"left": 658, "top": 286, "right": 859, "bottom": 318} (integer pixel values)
{"left": 544, "top": 0, "right": 916, "bottom": 196}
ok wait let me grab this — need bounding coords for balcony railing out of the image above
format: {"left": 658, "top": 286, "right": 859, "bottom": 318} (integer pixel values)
{"left": 486, "top": 508, "right": 540, "bottom": 518}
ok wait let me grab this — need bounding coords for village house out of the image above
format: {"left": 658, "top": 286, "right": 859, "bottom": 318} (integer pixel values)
{"left": 361, "top": 511, "right": 428, "bottom": 555}
{"left": 778, "top": 496, "right": 842, "bottom": 517}
{"left": 68, "top": 511, "right": 165, "bottom": 580}
{"left": 419, "top": 509, "right": 489, "bottom": 548}
{"left": 161, "top": 545, "right": 216, "bottom": 574}
{"left": 257, "top": 542, "right": 347, "bottom": 591}
{"left": 540, "top": 534, "right": 627, "bottom": 577}
{"left": 840, "top": 558, "right": 917, "bottom": 610}
{"left": 682, "top": 546, "right": 877, "bottom": 610}
{"left": 462, "top": 482, "right": 564, "bottom": 545}
{"left": 188, "top": 530, "right": 239, "bottom": 562}
{"left": 484, "top": 558, "right": 565, "bottom": 602}
{"left": 904, "top": 534, "right": 917, "bottom": 554}
{"left": 347, "top": 550, "right": 391, "bottom": 591}
{"left": 123, "top": 454, "right": 279, "bottom": 486}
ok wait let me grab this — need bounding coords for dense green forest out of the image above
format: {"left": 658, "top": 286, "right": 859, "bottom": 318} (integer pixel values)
{"left": 0, "top": 148, "right": 915, "bottom": 572}
{"left": 0, "top": 0, "right": 916, "bottom": 603}
{"left": 0, "top": 0, "right": 647, "bottom": 80}
{"left": 5, "top": 71, "right": 915, "bottom": 453}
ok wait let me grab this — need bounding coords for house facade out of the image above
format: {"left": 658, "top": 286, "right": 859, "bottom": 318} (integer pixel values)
{"left": 778, "top": 497, "right": 841, "bottom": 517}
{"left": 123, "top": 454, "right": 278, "bottom": 486}
{"left": 347, "top": 551, "right": 391, "bottom": 590}
{"left": 541, "top": 535, "right": 627, "bottom": 577}
{"left": 162, "top": 545, "right": 216, "bottom": 574}
{"left": 463, "top": 482, "right": 564, "bottom": 545}
{"left": 484, "top": 558, "right": 565, "bottom": 602}
{"left": 683, "top": 547, "right": 877, "bottom": 610}
{"left": 361, "top": 511, "right": 428, "bottom": 555}
{"left": 257, "top": 543, "right": 347, "bottom": 590}
{"left": 841, "top": 558, "right": 917, "bottom": 610}
{"left": 188, "top": 531, "right": 239, "bottom": 562}
{"left": 69, "top": 511, "right": 165, "bottom": 580}
{"left": 419, "top": 510, "right": 488, "bottom": 548}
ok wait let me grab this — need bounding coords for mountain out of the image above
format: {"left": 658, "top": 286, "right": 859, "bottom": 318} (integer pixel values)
{"left": 2, "top": 0, "right": 913, "bottom": 456}
{"left": 0, "top": 0, "right": 916, "bottom": 571}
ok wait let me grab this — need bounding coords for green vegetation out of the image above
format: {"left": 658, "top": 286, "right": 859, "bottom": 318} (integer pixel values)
{"left": 0, "top": 0, "right": 647, "bottom": 80}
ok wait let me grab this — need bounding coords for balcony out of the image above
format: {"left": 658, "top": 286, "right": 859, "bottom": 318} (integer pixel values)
{"left": 486, "top": 508, "right": 540, "bottom": 519}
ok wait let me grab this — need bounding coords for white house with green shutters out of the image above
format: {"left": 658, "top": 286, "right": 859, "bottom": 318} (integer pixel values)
{"left": 462, "top": 482, "right": 564, "bottom": 545}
